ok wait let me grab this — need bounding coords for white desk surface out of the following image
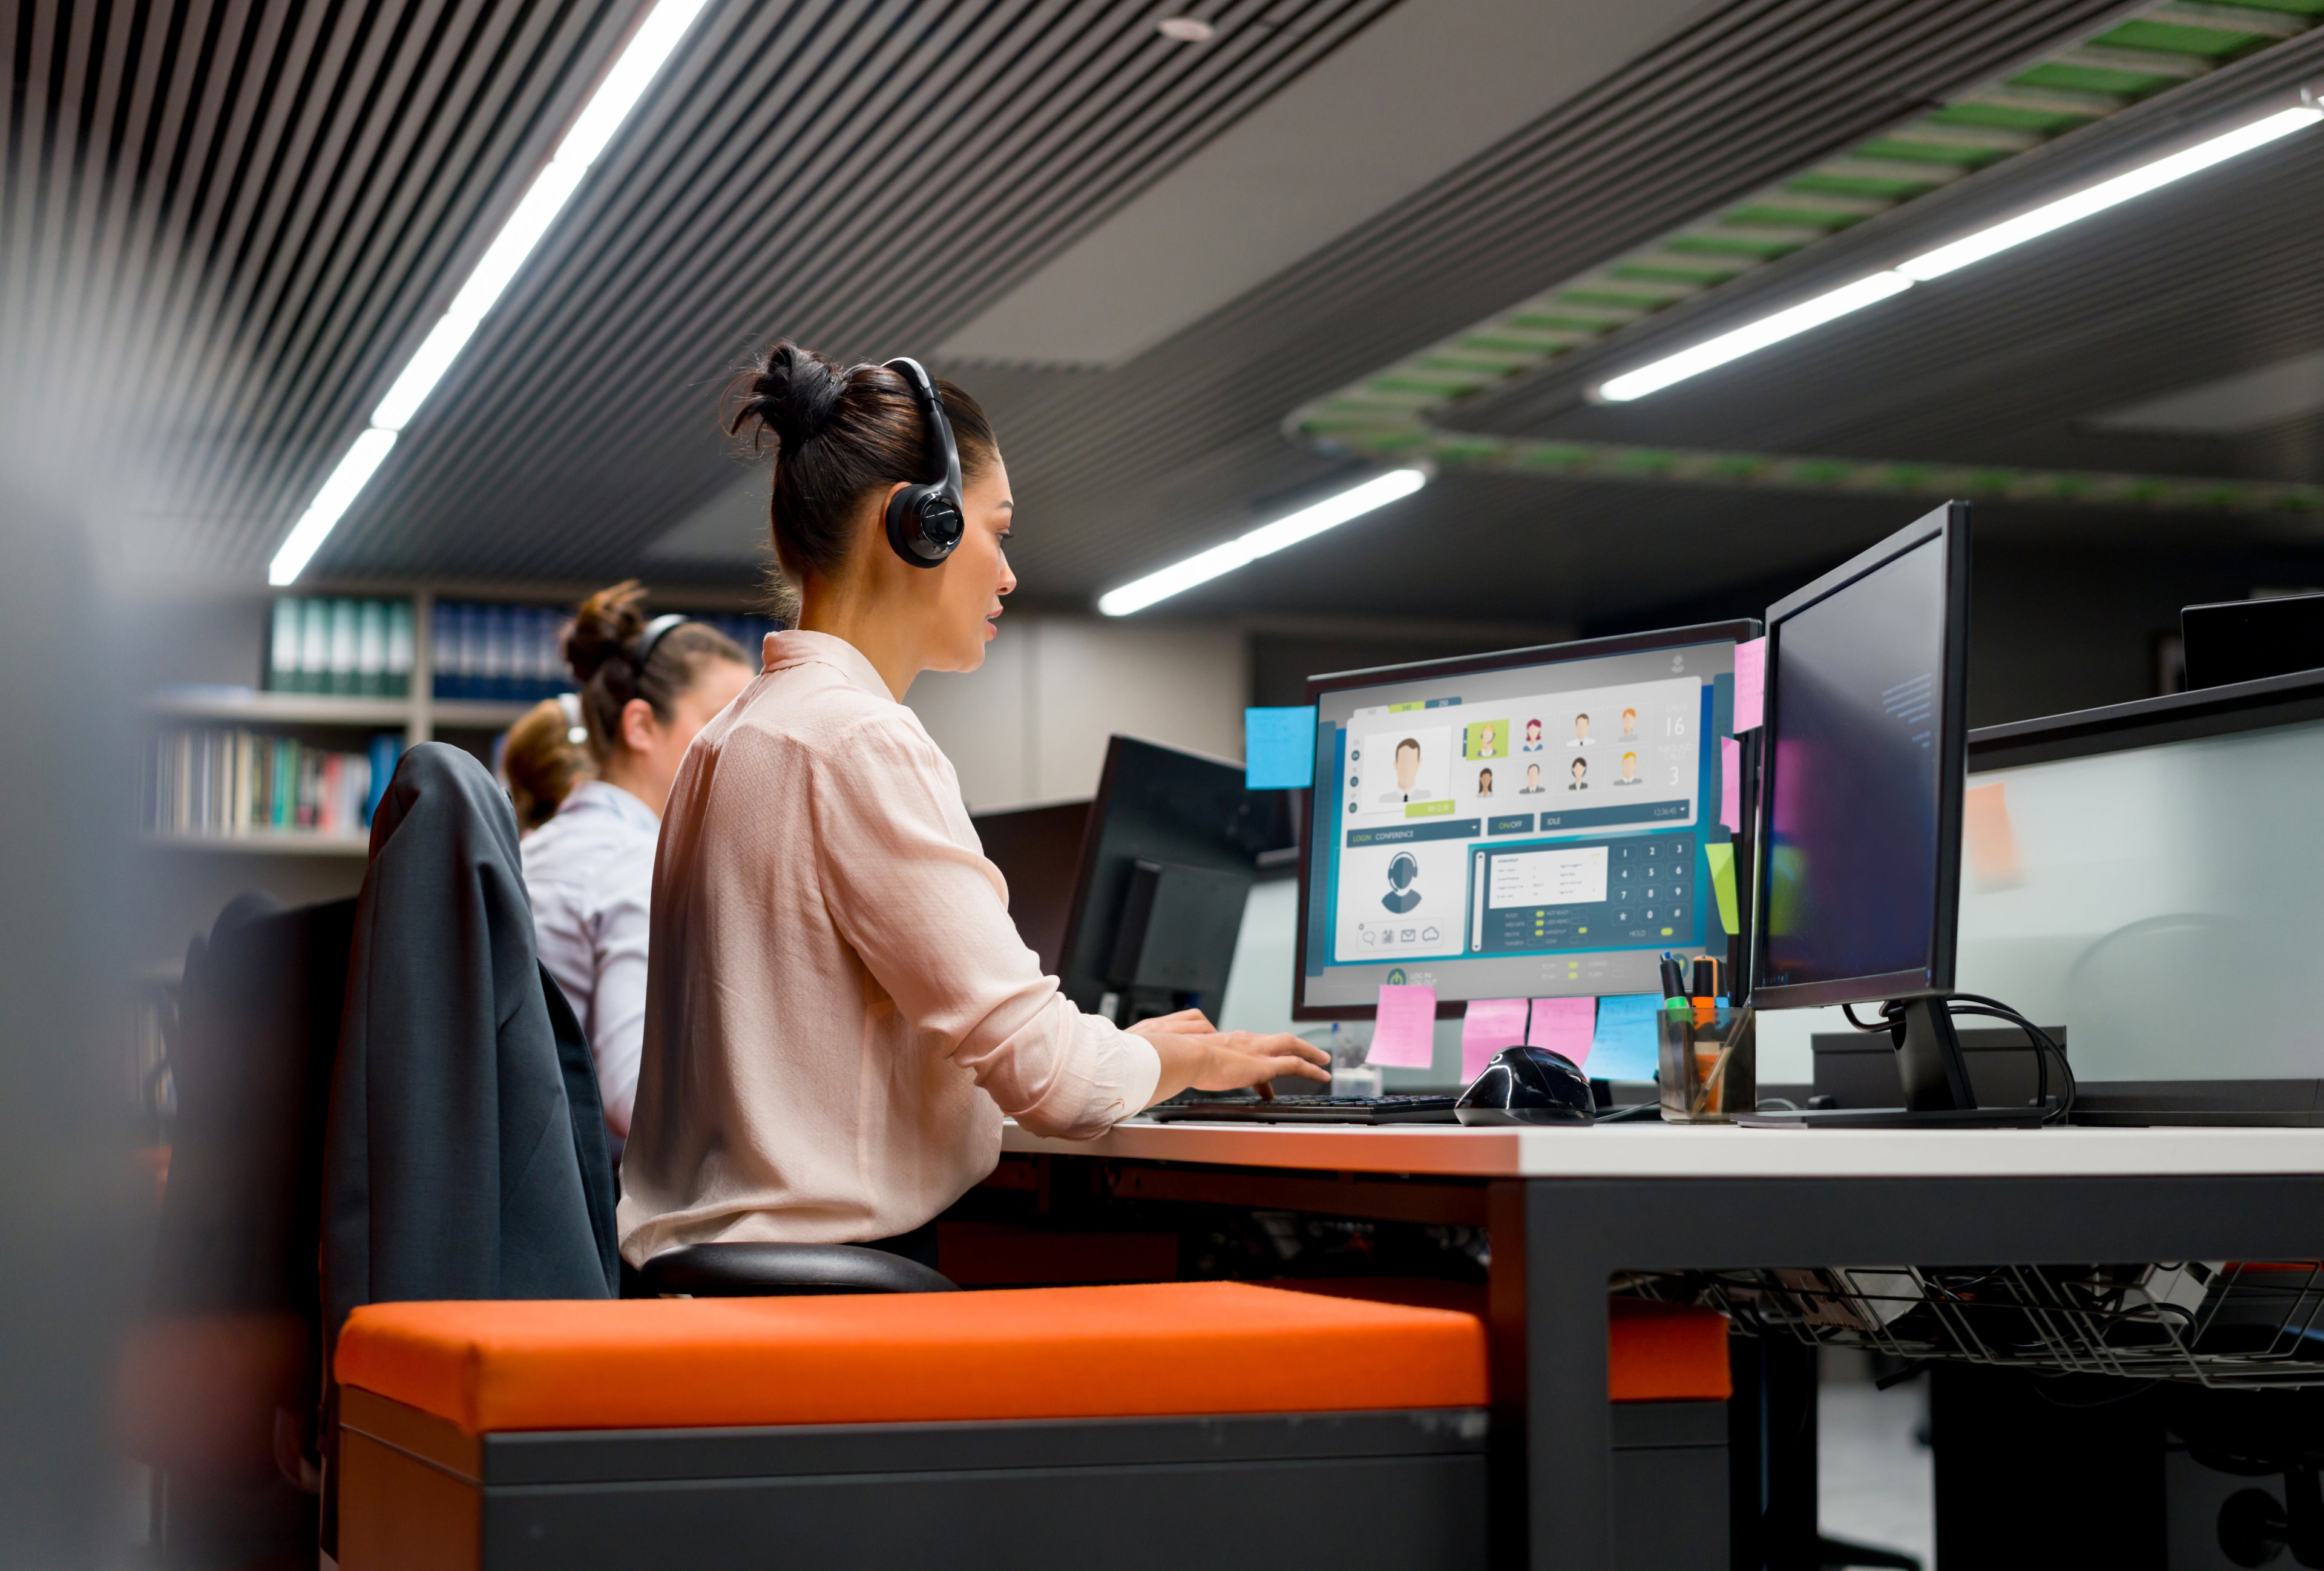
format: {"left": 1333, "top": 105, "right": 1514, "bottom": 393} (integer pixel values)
{"left": 1001, "top": 1118, "right": 2324, "bottom": 1181}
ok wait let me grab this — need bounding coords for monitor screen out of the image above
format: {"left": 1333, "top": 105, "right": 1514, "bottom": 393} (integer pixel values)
{"left": 1057, "top": 736, "right": 1295, "bottom": 1021}
{"left": 1296, "top": 626, "right": 1754, "bottom": 1016}
{"left": 1754, "top": 505, "right": 1967, "bottom": 1004}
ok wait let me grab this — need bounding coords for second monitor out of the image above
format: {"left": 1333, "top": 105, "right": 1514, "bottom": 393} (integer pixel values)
{"left": 1295, "top": 622, "right": 1759, "bottom": 1018}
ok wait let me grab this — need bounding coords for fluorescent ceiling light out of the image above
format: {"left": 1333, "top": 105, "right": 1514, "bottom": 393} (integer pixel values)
{"left": 1597, "top": 272, "right": 1912, "bottom": 402}
{"left": 1097, "top": 469, "right": 1427, "bottom": 616}
{"left": 1594, "top": 99, "right": 2323, "bottom": 405}
{"left": 1897, "top": 105, "right": 2322, "bottom": 282}
{"left": 268, "top": 0, "right": 709, "bottom": 585}
{"left": 266, "top": 429, "right": 399, "bottom": 586}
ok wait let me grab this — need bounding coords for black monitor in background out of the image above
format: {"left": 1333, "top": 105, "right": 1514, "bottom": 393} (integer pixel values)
{"left": 972, "top": 800, "right": 1091, "bottom": 978}
{"left": 1055, "top": 736, "right": 1296, "bottom": 1026}
{"left": 1748, "top": 501, "right": 2031, "bottom": 1125}
{"left": 2181, "top": 592, "right": 2324, "bottom": 690}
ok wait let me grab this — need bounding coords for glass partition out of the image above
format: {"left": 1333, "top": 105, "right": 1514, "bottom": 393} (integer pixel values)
{"left": 1952, "top": 717, "right": 2324, "bottom": 1082}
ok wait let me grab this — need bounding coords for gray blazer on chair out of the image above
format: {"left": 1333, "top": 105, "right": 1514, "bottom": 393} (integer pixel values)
{"left": 323, "top": 742, "right": 618, "bottom": 1359}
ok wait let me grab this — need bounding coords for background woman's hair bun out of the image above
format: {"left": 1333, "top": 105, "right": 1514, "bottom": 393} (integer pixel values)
{"left": 737, "top": 340, "right": 849, "bottom": 452}
{"left": 563, "top": 579, "right": 649, "bottom": 685}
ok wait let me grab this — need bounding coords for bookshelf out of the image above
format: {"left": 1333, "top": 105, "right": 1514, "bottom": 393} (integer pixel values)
{"left": 143, "top": 589, "right": 550, "bottom": 856}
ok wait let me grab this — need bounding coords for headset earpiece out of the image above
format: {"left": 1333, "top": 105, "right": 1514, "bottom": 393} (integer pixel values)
{"left": 881, "top": 357, "right": 965, "bottom": 568}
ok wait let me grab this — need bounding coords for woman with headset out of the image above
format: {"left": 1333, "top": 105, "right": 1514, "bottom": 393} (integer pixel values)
{"left": 522, "top": 582, "right": 756, "bottom": 1149}
{"left": 617, "top": 344, "right": 1327, "bottom": 1270}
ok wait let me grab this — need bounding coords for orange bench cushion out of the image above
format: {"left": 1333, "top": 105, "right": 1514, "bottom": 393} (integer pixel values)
{"left": 336, "top": 1280, "right": 1726, "bottom": 1436}
{"left": 1276, "top": 1281, "right": 1731, "bottom": 1406}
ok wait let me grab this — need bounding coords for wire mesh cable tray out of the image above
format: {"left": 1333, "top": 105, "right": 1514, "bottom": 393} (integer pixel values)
{"left": 1638, "top": 1261, "right": 2324, "bottom": 1388}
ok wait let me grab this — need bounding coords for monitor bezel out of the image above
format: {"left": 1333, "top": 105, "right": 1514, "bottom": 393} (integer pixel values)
{"left": 1748, "top": 500, "right": 1972, "bottom": 1012}
{"left": 1293, "top": 619, "right": 1763, "bottom": 1022}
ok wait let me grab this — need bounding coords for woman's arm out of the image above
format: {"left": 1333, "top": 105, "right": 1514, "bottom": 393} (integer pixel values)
{"left": 1128, "top": 1008, "right": 1329, "bottom": 1108}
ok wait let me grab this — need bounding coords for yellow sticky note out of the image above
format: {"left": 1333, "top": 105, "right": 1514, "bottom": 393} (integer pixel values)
{"left": 1706, "top": 843, "right": 1740, "bottom": 935}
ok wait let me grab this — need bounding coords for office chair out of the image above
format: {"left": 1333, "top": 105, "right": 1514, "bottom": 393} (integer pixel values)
{"left": 126, "top": 889, "right": 356, "bottom": 1561}
{"left": 635, "top": 1241, "right": 957, "bottom": 1296}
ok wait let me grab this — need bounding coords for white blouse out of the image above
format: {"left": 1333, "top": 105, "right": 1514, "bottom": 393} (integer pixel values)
{"left": 520, "top": 779, "right": 657, "bottom": 1141}
{"left": 616, "top": 630, "right": 1160, "bottom": 1263}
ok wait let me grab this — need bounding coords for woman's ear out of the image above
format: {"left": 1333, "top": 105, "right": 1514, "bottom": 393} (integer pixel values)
{"left": 620, "top": 696, "right": 658, "bottom": 753}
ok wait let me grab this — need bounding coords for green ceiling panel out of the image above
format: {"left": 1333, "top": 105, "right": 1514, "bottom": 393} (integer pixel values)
{"left": 1282, "top": 0, "right": 2320, "bottom": 521}
{"left": 1722, "top": 204, "right": 1867, "bottom": 230}
{"left": 1664, "top": 234, "right": 1804, "bottom": 259}
{"left": 1857, "top": 137, "right": 2011, "bottom": 165}
{"left": 1929, "top": 102, "right": 2096, "bottom": 133}
{"left": 1789, "top": 172, "right": 1942, "bottom": 198}
{"left": 2096, "top": 18, "right": 2270, "bottom": 55}
{"left": 2014, "top": 61, "right": 2182, "bottom": 94}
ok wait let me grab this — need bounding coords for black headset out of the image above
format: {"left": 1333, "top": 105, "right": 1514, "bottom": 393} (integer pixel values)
{"left": 626, "top": 613, "right": 687, "bottom": 673}
{"left": 880, "top": 357, "right": 965, "bottom": 568}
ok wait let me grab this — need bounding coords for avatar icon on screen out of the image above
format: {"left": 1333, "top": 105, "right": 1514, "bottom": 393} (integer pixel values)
{"left": 1520, "top": 763, "right": 1545, "bottom": 795}
{"left": 1614, "top": 751, "right": 1641, "bottom": 788}
{"left": 1379, "top": 737, "right": 1432, "bottom": 805}
{"left": 1568, "top": 756, "right": 1589, "bottom": 791}
{"left": 1476, "top": 767, "right": 1495, "bottom": 798}
{"left": 1521, "top": 719, "right": 1544, "bottom": 753}
{"left": 1571, "top": 713, "right": 1595, "bottom": 748}
{"left": 1621, "top": 707, "right": 1638, "bottom": 737}
{"left": 1382, "top": 852, "right": 1422, "bottom": 914}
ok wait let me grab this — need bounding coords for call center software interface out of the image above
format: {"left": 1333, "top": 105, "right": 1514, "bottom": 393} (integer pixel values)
{"left": 1298, "top": 636, "right": 1742, "bottom": 1012}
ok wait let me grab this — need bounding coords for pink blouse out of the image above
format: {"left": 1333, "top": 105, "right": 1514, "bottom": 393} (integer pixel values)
{"left": 616, "top": 630, "right": 1160, "bottom": 1263}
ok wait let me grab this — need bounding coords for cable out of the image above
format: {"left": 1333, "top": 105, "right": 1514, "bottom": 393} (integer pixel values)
{"left": 1946, "top": 993, "right": 2075, "bottom": 1122}
{"left": 1945, "top": 1007, "right": 2047, "bottom": 1113}
{"left": 1842, "top": 1001, "right": 1899, "bottom": 1032}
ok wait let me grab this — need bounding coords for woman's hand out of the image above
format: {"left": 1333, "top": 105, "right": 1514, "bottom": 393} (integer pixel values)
{"left": 1127, "top": 1010, "right": 1331, "bottom": 1107}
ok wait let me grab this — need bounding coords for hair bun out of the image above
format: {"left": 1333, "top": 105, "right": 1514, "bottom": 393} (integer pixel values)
{"left": 741, "top": 341, "right": 848, "bottom": 451}
{"left": 563, "top": 579, "right": 649, "bottom": 685}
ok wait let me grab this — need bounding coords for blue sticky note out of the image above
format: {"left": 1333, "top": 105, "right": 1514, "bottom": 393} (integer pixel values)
{"left": 1245, "top": 705, "right": 1317, "bottom": 789}
{"left": 1588, "top": 994, "right": 1663, "bottom": 1082}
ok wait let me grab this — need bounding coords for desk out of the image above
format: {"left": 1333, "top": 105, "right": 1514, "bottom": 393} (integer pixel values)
{"left": 1003, "top": 1119, "right": 2324, "bottom": 1571}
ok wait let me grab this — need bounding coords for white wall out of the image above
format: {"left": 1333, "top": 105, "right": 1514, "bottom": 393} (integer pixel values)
{"left": 908, "top": 614, "right": 1249, "bottom": 812}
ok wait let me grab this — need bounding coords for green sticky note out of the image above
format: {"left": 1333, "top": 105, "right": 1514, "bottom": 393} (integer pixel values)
{"left": 1706, "top": 843, "right": 1740, "bottom": 935}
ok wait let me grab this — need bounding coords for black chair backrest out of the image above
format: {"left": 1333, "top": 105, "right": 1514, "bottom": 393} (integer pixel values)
{"left": 150, "top": 891, "right": 356, "bottom": 1486}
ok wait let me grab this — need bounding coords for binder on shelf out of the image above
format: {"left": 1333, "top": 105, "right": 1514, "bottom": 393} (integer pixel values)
{"left": 299, "top": 599, "right": 330, "bottom": 694}
{"left": 357, "top": 601, "right": 386, "bottom": 697}
{"left": 386, "top": 601, "right": 414, "bottom": 698}
{"left": 329, "top": 599, "right": 359, "bottom": 695}
{"left": 271, "top": 599, "right": 300, "bottom": 694}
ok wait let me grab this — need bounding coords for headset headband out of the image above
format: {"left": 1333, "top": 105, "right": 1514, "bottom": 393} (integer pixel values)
{"left": 556, "top": 691, "right": 586, "bottom": 745}
{"left": 882, "top": 357, "right": 962, "bottom": 502}
{"left": 627, "top": 613, "right": 687, "bottom": 674}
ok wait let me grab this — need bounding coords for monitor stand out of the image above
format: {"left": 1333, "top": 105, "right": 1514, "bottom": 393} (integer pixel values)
{"left": 1738, "top": 996, "right": 2047, "bottom": 1128}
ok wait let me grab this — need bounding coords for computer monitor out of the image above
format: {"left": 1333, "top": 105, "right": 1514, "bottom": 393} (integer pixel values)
{"left": 1295, "top": 623, "right": 1760, "bottom": 1020}
{"left": 973, "top": 800, "right": 1092, "bottom": 977}
{"left": 1056, "top": 735, "right": 1296, "bottom": 1025}
{"left": 1750, "top": 501, "right": 1986, "bottom": 1118}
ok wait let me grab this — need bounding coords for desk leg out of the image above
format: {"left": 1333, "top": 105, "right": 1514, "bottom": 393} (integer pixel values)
{"left": 1489, "top": 1180, "right": 1615, "bottom": 1571}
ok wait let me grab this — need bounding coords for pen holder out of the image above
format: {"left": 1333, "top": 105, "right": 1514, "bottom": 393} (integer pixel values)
{"left": 1658, "top": 1006, "right": 1756, "bottom": 1124}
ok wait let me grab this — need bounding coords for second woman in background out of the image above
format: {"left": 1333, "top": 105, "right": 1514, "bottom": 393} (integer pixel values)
{"left": 501, "top": 693, "right": 594, "bottom": 833}
{"left": 522, "top": 582, "right": 755, "bottom": 1148}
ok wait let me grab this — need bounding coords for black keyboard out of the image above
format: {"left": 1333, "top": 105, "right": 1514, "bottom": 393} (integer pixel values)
{"left": 1146, "top": 1094, "right": 1460, "bottom": 1125}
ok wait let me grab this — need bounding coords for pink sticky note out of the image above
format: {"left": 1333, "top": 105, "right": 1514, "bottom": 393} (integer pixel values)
{"left": 1732, "top": 636, "right": 1767, "bottom": 732}
{"left": 1721, "top": 734, "right": 1742, "bottom": 834}
{"left": 1528, "top": 996, "right": 1597, "bottom": 1069}
{"left": 1461, "top": 998, "right": 1529, "bottom": 1080}
{"left": 1371, "top": 983, "right": 1438, "bottom": 1069}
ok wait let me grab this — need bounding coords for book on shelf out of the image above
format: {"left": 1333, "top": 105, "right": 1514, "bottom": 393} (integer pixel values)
{"left": 268, "top": 596, "right": 413, "bottom": 697}
{"left": 145, "top": 727, "right": 402, "bottom": 837}
{"left": 430, "top": 601, "right": 781, "bottom": 702}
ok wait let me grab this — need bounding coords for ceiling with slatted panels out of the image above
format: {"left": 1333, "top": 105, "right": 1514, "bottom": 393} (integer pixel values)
{"left": 6, "top": 0, "right": 2319, "bottom": 625}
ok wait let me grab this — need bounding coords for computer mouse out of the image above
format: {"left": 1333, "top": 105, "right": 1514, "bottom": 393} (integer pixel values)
{"left": 1454, "top": 1045, "right": 1595, "bottom": 1125}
